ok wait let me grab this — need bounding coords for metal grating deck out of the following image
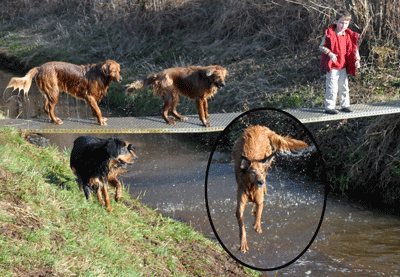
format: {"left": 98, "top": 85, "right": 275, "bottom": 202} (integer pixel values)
{"left": 286, "top": 100, "right": 400, "bottom": 123}
{"left": 1, "top": 100, "right": 400, "bottom": 133}
{"left": 0, "top": 113, "right": 242, "bottom": 134}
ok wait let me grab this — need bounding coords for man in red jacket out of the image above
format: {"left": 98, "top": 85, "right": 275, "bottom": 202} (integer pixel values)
{"left": 320, "top": 10, "right": 360, "bottom": 114}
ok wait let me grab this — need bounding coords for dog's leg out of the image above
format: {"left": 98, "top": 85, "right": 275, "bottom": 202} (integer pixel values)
{"left": 86, "top": 96, "right": 107, "bottom": 125}
{"left": 96, "top": 185, "right": 105, "bottom": 206}
{"left": 161, "top": 97, "right": 176, "bottom": 125}
{"left": 253, "top": 200, "right": 263, "bottom": 234}
{"left": 42, "top": 92, "right": 63, "bottom": 124}
{"left": 236, "top": 197, "right": 249, "bottom": 253}
{"left": 170, "top": 94, "right": 188, "bottom": 121}
{"left": 170, "top": 109, "right": 188, "bottom": 121}
{"left": 108, "top": 177, "right": 122, "bottom": 202}
{"left": 76, "top": 175, "right": 84, "bottom": 192}
{"left": 203, "top": 98, "right": 209, "bottom": 119}
{"left": 101, "top": 183, "right": 111, "bottom": 213}
{"left": 90, "top": 178, "right": 105, "bottom": 205}
{"left": 195, "top": 98, "right": 211, "bottom": 127}
{"left": 83, "top": 184, "right": 92, "bottom": 202}
{"left": 43, "top": 98, "right": 51, "bottom": 115}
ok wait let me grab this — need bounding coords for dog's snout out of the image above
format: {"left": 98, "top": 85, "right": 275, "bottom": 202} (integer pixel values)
{"left": 256, "top": 179, "right": 264, "bottom": 187}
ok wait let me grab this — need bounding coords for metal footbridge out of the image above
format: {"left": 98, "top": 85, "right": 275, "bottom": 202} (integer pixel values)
{"left": 1, "top": 100, "right": 400, "bottom": 134}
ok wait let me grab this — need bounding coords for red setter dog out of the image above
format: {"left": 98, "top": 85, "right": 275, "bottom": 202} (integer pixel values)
{"left": 70, "top": 136, "right": 137, "bottom": 212}
{"left": 126, "top": 65, "right": 228, "bottom": 127}
{"left": 232, "top": 125, "right": 308, "bottom": 252}
{"left": 5, "top": 60, "right": 122, "bottom": 125}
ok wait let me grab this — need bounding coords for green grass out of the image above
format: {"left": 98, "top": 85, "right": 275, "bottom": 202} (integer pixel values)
{"left": 0, "top": 128, "right": 254, "bottom": 276}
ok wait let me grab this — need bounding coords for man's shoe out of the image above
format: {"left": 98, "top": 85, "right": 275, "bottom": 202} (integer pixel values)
{"left": 325, "top": 109, "right": 339, "bottom": 114}
{"left": 341, "top": 107, "right": 352, "bottom": 113}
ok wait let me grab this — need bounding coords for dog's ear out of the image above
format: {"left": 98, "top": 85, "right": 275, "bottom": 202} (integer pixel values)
{"left": 100, "top": 61, "right": 110, "bottom": 77}
{"left": 240, "top": 155, "right": 251, "bottom": 171}
{"left": 127, "top": 144, "right": 136, "bottom": 153}
{"left": 205, "top": 67, "right": 216, "bottom": 77}
{"left": 106, "top": 137, "right": 125, "bottom": 159}
{"left": 261, "top": 153, "right": 275, "bottom": 169}
{"left": 127, "top": 143, "right": 138, "bottom": 159}
{"left": 106, "top": 140, "right": 119, "bottom": 159}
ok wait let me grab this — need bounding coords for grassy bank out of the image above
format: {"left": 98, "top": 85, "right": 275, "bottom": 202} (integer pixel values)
{"left": 0, "top": 128, "right": 253, "bottom": 276}
{"left": 0, "top": 1, "right": 400, "bottom": 208}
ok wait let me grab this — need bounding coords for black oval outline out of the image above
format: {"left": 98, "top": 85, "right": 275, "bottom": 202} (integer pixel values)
{"left": 204, "top": 107, "right": 328, "bottom": 271}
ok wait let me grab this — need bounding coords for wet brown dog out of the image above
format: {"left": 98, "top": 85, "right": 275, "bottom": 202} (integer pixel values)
{"left": 126, "top": 65, "right": 228, "bottom": 127}
{"left": 5, "top": 60, "right": 122, "bottom": 125}
{"left": 232, "top": 125, "right": 308, "bottom": 252}
{"left": 70, "top": 136, "right": 137, "bottom": 213}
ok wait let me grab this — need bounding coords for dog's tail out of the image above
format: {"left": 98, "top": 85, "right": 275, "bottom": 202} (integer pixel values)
{"left": 4, "top": 67, "right": 39, "bottom": 96}
{"left": 268, "top": 130, "right": 308, "bottom": 152}
{"left": 125, "top": 73, "right": 158, "bottom": 94}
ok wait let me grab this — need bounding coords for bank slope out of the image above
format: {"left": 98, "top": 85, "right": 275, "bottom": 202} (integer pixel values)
{"left": 0, "top": 128, "right": 253, "bottom": 277}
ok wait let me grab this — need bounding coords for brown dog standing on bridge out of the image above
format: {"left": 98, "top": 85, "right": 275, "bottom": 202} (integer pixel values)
{"left": 126, "top": 65, "right": 228, "bottom": 127}
{"left": 232, "top": 125, "right": 308, "bottom": 252}
{"left": 4, "top": 60, "right": 122, "bottom": 125}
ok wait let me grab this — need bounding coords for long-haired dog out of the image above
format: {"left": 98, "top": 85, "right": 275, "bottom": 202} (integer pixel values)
{"left": 232, "top": 125, "right": 309, "bottom": 252}
{"left": 70, "top": 136, "right": 137, "bottom": 212}
{"left": 126, "top": 65, "right": 228, "bottom": 127}
{"left": 4, "top": 60, "right": 122, "bottom": 125}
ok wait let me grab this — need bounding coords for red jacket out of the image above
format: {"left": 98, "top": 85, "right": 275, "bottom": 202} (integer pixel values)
{"left": 320, "top": 25, "right": 360, "bottom": 76}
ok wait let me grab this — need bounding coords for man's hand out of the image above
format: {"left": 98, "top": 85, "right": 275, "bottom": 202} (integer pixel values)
{"left": 328, "top": 52, "right": 337, "bottom": 63}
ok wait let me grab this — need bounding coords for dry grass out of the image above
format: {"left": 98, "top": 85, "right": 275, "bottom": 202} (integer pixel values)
{"left": 2, "top": 0, "right": 399, "bottom": 116}
{"left": 350, "top": 114, "right": 400, "bottom": 204}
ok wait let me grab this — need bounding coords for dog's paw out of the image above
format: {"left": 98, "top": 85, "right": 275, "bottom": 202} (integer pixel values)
{"left": 99, "top": 118, "right": 108, "bottom": 125}
{"left": 180, "top": 116, "right": 188, "bottom": 121}
{"left": 167, "top": 120, "right": 177, "bottom": 125}
{"left": 240, "top": 240, "right": 249, "bottom": 253}
{"left": 203, "top": 122, "right": 212, "bottom": 127}
{"left": 53, "top": 118, "right": 63, "bottom": 125}
{"left": 254, "top": 223, "right": 262, "bottom": 233}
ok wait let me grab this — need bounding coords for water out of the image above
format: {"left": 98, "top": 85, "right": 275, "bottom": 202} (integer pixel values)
{"left": 122, "top": 137, "right": 400, "bottom": 276}
{"left": 1, "top": 70, "right": 399, "bottom": 276}
{"left": 207, "top": 162, "right": 325, "bottom": 270}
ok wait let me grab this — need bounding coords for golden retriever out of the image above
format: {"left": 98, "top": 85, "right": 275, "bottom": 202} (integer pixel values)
{"left": 126, "top": 65, "right": 228, "bottom": 127}
{"left": 232, "top": 125, "right": 308, "bottom": 252}
{"left": 5, "top": 60, "right": 122, "bottom": 125}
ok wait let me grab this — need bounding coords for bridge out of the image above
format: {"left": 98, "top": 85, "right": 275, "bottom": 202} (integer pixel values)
{"left": 1, "top": 100, "right": 400, "bottom": 133}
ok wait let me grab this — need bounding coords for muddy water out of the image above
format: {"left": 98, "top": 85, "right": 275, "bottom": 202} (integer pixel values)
{"left": 1, "top": 70, "right": 400, "bottom": 275}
